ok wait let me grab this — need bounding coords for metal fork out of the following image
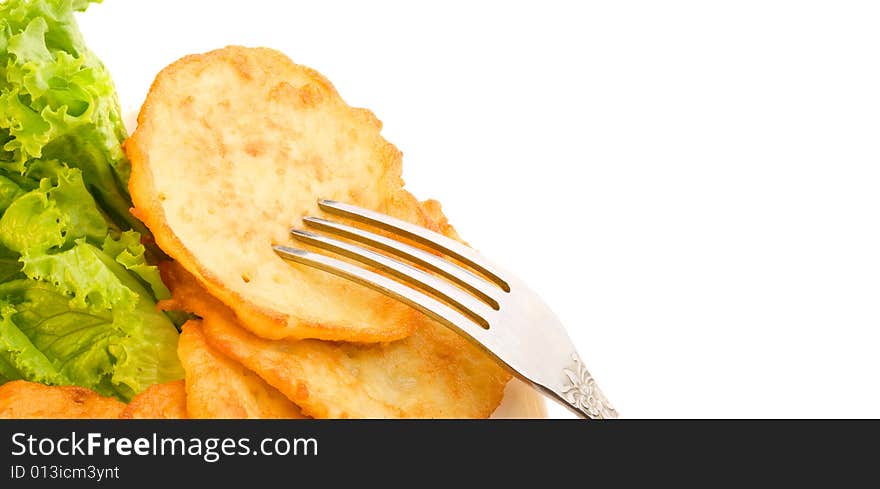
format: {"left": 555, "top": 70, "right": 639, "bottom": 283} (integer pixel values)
{"left": 273, "top": 199, "right": 618, "bottom": 419}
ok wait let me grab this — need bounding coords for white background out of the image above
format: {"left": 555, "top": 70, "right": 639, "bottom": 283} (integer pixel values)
{"left": 80, "top": 1, "right": 880, "bottom": 418}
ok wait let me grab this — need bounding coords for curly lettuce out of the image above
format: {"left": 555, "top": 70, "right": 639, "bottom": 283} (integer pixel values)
{"left": 0, "top": 0, "right": 144, "bottom": 234}
{"left": 0, "top": 1, "right": 182, "bottom": 401}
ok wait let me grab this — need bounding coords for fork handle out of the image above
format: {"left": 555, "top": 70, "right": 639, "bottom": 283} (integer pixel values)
{"left": 550, "top": 352, "right": 618, "bottom": 419}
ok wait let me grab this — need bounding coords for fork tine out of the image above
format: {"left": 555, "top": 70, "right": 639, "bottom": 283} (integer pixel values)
{"left": 303, "top": 216, "right": 501, "bottom": 309}
{"left": 289, "top": 229, "right": 494, "bottom": 328}
{"left": 318, "top": 199, "right": 510, "bottom": 292}
{"left": 273, "top": 245, "right": 492, "bottom": 339}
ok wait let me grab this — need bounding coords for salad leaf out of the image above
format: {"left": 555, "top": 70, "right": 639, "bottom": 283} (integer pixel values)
{"left": 0, "top": 161, "right": 183, "bottom": 400}
{"left": 0, "top": 175, "right": 25, "bottom": 211}
{"left": 102, "top": 230, "right": 171, "bottom": 300}
{"left": 0, "top": 0, "right": 146, "bottom": 235}
{"left": 0, "top": 299, "right": 66, "bottom": 386}
{"left": 0, "top": 246, "right": 23, "bottom": 284}
{"left": 0, "top": 161, "right": 107, "bottom": 255}
{"left": 21, "top": 240, "right": 139, "bottom": 311}
{"left": 0, "top": 0, "right": 183, "bottom": 401}
{"left": 0, "top": 277, "right": 182, "bottom": 400}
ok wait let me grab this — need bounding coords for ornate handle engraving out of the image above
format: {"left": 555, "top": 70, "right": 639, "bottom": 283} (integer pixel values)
{"left": 560, "top": 353, "right": 618, "bottom": 419}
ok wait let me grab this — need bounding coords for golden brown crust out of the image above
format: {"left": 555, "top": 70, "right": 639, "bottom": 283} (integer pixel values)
{"left": 177, "top": 319, "right": 304, "bottom": 419}
{"left": 126, "top": 46, "right": 440, "bottom": 342}
{"left": 119, "top": 380, "right": 187, "bottom": 419}
{"left": 0, "top": 381, "right": 126, "bottom": 419}
{"left": 161, "top": 262, "right": 509, "bottom": 419}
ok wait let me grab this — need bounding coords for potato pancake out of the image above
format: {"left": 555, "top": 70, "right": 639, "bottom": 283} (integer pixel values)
{"left": 161, "top": 262, "right": 509, "bottom": 418}
{"left": 119, "top": 380, "right": 187, "bottom": 419}
{"left": 0, "top": 381, "right": 125, "bottom": 419}
{"left": 178, "top": 319, "right": 304, "bottom": 419}
{"left": 127, "top": 46, "right": 457, "bottom": 342}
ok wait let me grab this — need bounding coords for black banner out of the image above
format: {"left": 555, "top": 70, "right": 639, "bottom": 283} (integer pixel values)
{"left": 0, "top": 420, "right": 874, "bottom": 486}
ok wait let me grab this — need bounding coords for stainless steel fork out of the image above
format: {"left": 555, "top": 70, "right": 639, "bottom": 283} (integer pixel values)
{"left": 273, "top": 199, "right": 618, "bottom": 419}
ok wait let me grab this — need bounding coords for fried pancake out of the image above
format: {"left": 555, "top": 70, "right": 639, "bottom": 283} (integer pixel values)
{"left": 178, "top": 319, "right": 304, "bottom": 419}
{"left": 161, "top": 262, "right": 509, "bottom": 418}
{"left": 0, "top": 381, "right": 125, "bottom": 419}
{"left": 119, "top": 380, "right": 187, "bottom": 419}
{"left": 127, "top": 46, "right": 457, "bottom": 342}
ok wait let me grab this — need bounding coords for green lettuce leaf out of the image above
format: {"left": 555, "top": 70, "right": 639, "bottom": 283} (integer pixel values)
{"left": 0, "top": 161, "right": 106, "bottom": 255}
{"left": 0, "top": 299, "right": 65, "bottom": 386}
{"left": 0, "top": 175, "right": 26, "bottom": 212}
{"left": 21, "top": 240, "right": 139, "bottom": 311}
{"left": 102, "top": 231, "right": 170, "bottom": 300}
{"left": 0, "top": 160, "right": 182, "bottom": 400}
{"left": 0, "top": 175, "right": 26, "bottom": 283}
{"left": 0, "top": 0, "right": 182, "bottom": 401}
{"left": 0, "top": 0, "right": 146, "bottom": 235}
{"left": 0, "top": 278, "right": 182, "bottom": 400}
{"left": 0, "top": 246, "right": 23, "bottom": 284}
